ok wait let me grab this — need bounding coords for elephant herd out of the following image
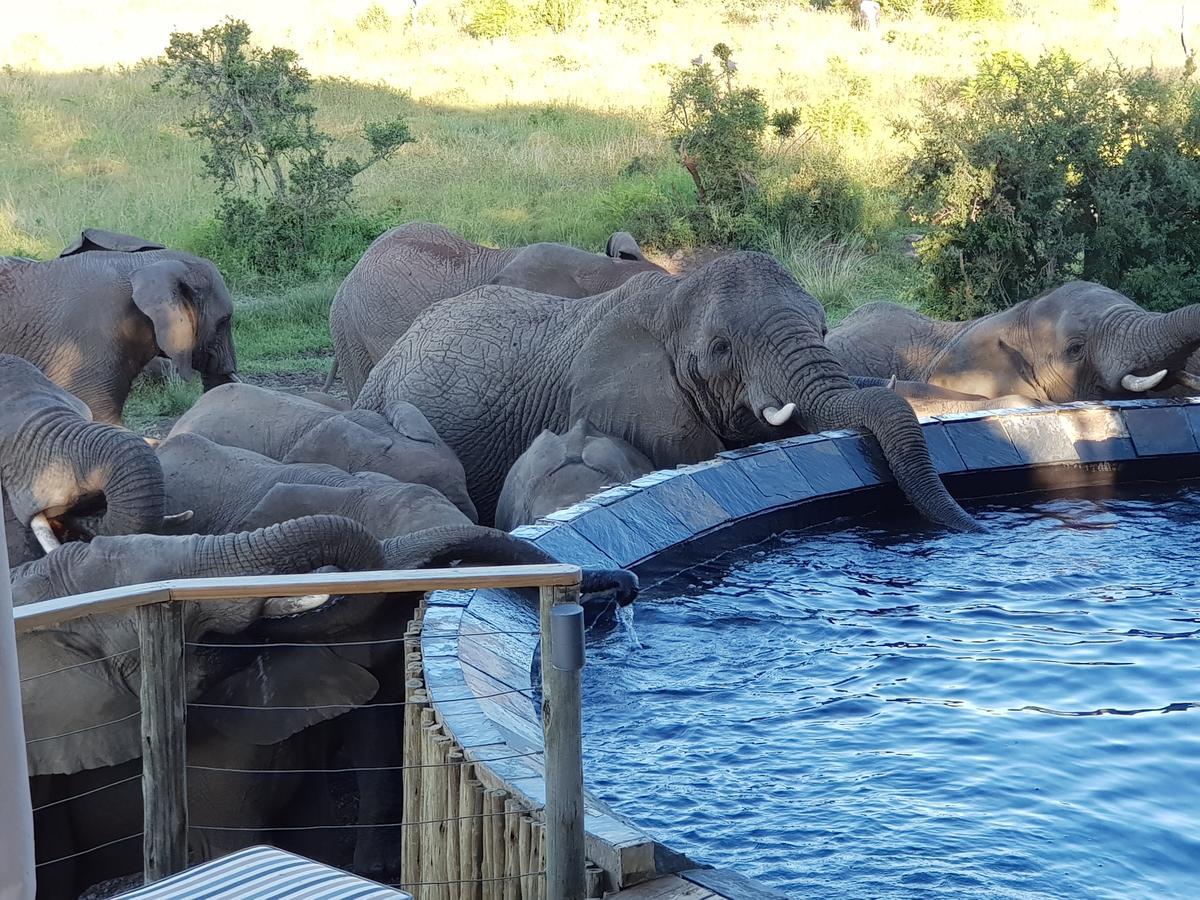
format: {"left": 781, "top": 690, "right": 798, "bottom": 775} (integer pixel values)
{"left": 5, "top": 222, "right": 1200, "bottom": 896}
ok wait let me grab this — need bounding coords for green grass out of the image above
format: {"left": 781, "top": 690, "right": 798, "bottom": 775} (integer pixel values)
{"left": 123, "top": 376, "right": 203, "bottom": 430}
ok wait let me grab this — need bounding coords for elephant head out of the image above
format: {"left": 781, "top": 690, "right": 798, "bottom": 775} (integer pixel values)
{"left": 930, "top": 281, "right": 1200, "bottom": 401}
{"left": 14, "top": 514, "right": 384, "bottom": 777}
{"left": 58, "top": 228, "right": 166, "bottom": 257}
{"left": 495, "top": 419, "right": 654, "bottom": 530}
{"left": 605, "top": 231, "right": 651, "bottom": 262}
{"left": 0, "top": 354, "right": 168, "bottom": 565}
{"left": 568, "top": 253, "right": 978, "bottom": 530}
{"left": 488, "top": 240, "right": 666, "bottom": 299}
{"left": 358, "top": 252, "right": 978, "bottom": 531}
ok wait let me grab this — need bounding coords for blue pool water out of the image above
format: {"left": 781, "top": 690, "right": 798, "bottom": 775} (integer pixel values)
{"left": 582, "top": 487, "right": 1200, "bottom": 898}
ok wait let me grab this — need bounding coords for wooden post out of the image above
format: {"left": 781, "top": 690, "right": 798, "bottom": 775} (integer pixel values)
{"left": 445, "top": 748, "right": 463, "bottom": 893}
{"left": 539, "top": 583, "right": 585, "bottom": 900}
{"left": 402, "top": 682, "right": 426, "bottom": 890}
{"left": 459, "top": 771, "right": 484, "bottom": 900}
{"left": 517, "top": 815, "right": 533, "bottom": 900}
{"left": 484, "top": 789, "right": 507, "bottom": 900}
{"left": 137, "top": 598, "right": 187, "bottom": 882}
{"left": 503, "top": 799, "right": 521, "bottom": 900}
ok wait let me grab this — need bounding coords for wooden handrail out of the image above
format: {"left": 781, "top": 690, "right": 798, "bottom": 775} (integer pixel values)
{"left": 13, "top": 564, "right": 583, "bottom": 632}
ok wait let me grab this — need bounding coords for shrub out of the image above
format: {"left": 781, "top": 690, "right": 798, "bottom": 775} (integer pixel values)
{"left": 154, "top": 19, "right": 412, "bottom": 280}
{"left": 600, "top": 170, "right": 698, "bottom": 250}
{"left": 903, "top": 50, "right": 1200, "bottom": 317}
{"left": 465, "top": 0, "right": 521, "bottom": 38}
{"left": 533, "top": 0, "right": 583, "bottom": 33}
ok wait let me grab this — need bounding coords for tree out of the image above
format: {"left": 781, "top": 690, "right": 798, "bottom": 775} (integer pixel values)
{"left": 154, "top": 19, "right": 413, "bottom": 277}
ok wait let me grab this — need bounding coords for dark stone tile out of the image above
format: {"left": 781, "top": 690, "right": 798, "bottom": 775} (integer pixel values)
{"left": 540, "top": 498, "right": 602, "bottom": 523}
{"left": 945, "top": 418, "right": 1022, "bottom": 469}
{"left": 569, "top": 506, "right": 659, "bottom": 567}
{"left": 1123, "top": 406, "right": 1199, "bottom": 456}
{"left": 717, "top": 441, "right": 776, "bottom": 460}
{"left": 607, "top": 491, "right": 694, "bottom": 552}
{"left": 510, "top": 522, "right": 553, "bottom": 540}
{"left": 1000, "top": 414, "right": 1079, "bottom": 465}
{"left": 1059, "top": 407, "right": 1137, "bottom": 462}
{"left": 644, "top": 475, "right": 732, "bottom": 534}
{"left": 732, "top": 448, "right": 816, "bottom": 506}
{"left": 783, "top": 440, "right": 864, "bottom": 494}
{"left": 921, "top": 423, "right": 967, "bottom": 474}
{"left": 426, "top": 588, "right": 473, "bottom": 608}
{"left": 833, "top": 435, "right": 894, "bottom": 484}
{"left": 688, "top": 461, "right": 770, "bottom": 519}
{"left": 1184, "top": 406, "right": 1200, "bottom": 448}
{"left": 531, "top": 524, "right": 617, "bottom": 568}
{"left": 627, "top": 470, "right": 678, "bottom": 488}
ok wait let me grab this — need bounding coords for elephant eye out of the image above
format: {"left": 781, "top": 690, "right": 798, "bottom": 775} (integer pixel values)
{"left": 710, "top": 337, "right": 732, "bottom": 357}
{"left": 1065, "top": 339, "right": 1086, "bottom": 359}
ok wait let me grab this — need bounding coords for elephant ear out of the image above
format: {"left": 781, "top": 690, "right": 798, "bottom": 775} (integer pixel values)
{"left": 605, "top": 231, "right": 648, "bottom": 262}
{"left": 131, "top": 259, "right": 199, "bottom": 381}
{"left": 20, "top": 629, "right": 143, "bottom": 776}
{"left": 373, "top": 401, "right": 449, "bottom": 446}
{"left": 569, "top": 319, "right": 723, "bottom": 467}
{"left": 192, "top": 646, "right": 379, "bottom": 746}
{"left": 60, "top": 228, "right": 165, "bottom": 257}
{"left": 284, "top": 413, "right": 397, "bottom": 469}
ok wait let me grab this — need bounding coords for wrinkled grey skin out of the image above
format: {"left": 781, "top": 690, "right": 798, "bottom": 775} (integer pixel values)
{"left": 828, "top": 281, "right": 1200, "bottom": 403}
{"left": 168, "top": 384, "right": 476, "bottom": 520}
{"left": 329, "top": 221, "right": 666, "bottom": 399}
{"left": 16, "top": 514, "right": 383, "bottom": 897}
{"left": 0, "top": 232, "right": 238, "bottom": 423}
{"left": 0, "top": 354, "right": 166, "bottom": 567}
{"left": 495, "top": 419, "right": 654, "bottom": 530}
{"left": 848, "top": 375, "right": 1038, "bottom": 417}
{"left": 358, "top": 252, "right": 978, "bottom": 531}
{"left": 158, "top": 433, "right": 472, "bottom": 537}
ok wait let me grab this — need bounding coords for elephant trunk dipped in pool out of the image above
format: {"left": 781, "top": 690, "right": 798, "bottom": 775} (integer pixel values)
{"left": 357, "top": 252, "right": 978, "bottom": 531}
{"left": 0, "top": 355, "right": 167, "bottom": 566}
{"left": 828, "top": 281, "right": 1200, "bottom": 403}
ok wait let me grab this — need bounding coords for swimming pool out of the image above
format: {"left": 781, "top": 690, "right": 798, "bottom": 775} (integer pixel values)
{"left": 583, "top": 485, "right": 1200, "bottom": 898}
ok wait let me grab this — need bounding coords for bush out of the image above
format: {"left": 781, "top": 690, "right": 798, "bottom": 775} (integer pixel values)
{"left": 154, "top": 19, "right": 412, "bottom": 281}
{"left": 600, "top": 170, "right": 698, "bottom": 250}
{"left": 903, "top": 50, "right": 1200, "bottom": 318}
{"left": 534, "top": 0, "right": 583, "bottom": 32}
{"left": 465, "top": 0, "right": 521, "bottom": 38}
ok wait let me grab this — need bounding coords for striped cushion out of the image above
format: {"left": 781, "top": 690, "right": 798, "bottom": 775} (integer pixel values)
{"left": 116, "top": 846, "right": 410, "bottom": 900}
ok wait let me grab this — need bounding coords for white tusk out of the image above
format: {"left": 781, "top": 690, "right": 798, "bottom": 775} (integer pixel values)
{"left": 30, "top": 513, "right": 62, "bottom": 554}
{"left": 1121, "top": 369, "right": 1168, "bottom": 392}
{"left": 1176, "top": 370, "right": 1200, "bottom": 392}
{"left": 763, "top": 403, "right": 797, "bottom": 426}
{"left": 144, "top": 437, "right": 160, "bottom": 448}
{"left": 262, "top": 594, "right": 330, "bottom": 618}
{"left": 886, "top": 374, "right": 898, "bottom": 391}
{"left": 162, "top": 510, "right": 193, "bottom": 526}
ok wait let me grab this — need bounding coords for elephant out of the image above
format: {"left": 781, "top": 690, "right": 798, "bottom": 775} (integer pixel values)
{"left": 827, "top": 281, "right": 1200, "bottom": 403}
{"left": 0, "top": 354, "right": 170, "bottom": 567}
{"left": 168, "top": 383, "right": 476, "bottom": 520}
{"left": 156, "top": 433, "right": 472, "bottom": 538}
{"left": 495, "top": 419, "right": 654, "bottom": 530}
{"left": 210, "top": 522, "right": 639, "bottom": 879}
{"left": 328, "top": 222, "right": 666, "bottom": 399}
{"left": 356, "top": 252, "right": 979, "bottom": 531}
{"left": 847, "top": 375, "right": 1039, "bottom": 417}
{"left": 0, "top": 232, "right": 238, "bottom": 423}
{"left": 15, "top": 514, "right": 384, "bottom": 897}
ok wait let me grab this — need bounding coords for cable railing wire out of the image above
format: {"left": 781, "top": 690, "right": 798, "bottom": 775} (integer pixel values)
{"left": 186, "top": 685, "right": 534, "bottom": 711}
{"left": 25, "top": 711, "right": 141, "bottom": 744}
{"left": 35, "top": 832, "right": 143, "bottom": 868}
{"left": 31, "top": 773, "right": 143, "bottom": 813}
{"left": 20, "top": 647, "right": 139, "bottom": 683}
{"left": 391, "top": 871, "right": 546, "bottom": 888}
{"left": 186, "top": 748, "right": 543, "bottom": 776}
{"left": 190, "top": 805, "right": 546, "bottom": 832}
{"left": 187, "top": 628, "right": 539, "bottom": 650}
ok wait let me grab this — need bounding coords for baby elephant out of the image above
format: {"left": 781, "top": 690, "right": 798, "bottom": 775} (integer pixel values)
{"left": 169, "top": 383, "right": 476, "bottom": 521}
{"left": 495, "top": 420, "right": 653, "bottom": 530}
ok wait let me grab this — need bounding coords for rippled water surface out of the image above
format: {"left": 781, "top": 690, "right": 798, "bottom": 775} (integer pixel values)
{"left": 582, "top": 487, "right": 1200, "bottom": 898}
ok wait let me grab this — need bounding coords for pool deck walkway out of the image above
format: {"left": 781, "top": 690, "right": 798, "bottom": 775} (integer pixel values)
{"left": 610, "top": 876, "right": 726, "bottom": 898}
{"left": 608, "top": 868, "right": 786, "bottom": 899}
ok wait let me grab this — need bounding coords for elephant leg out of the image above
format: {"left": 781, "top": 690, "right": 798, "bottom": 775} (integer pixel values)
{"left": 346, "top": 694, "right": 406, "bottom": 879}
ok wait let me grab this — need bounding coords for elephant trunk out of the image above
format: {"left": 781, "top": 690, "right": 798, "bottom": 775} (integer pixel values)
{"left": 196, "top": 515, "right": 384, "bottom": 578}
{"left": 88, "top": 422, "right": 167, "bottom": 537}
{"left": 1119, "top": 304, "right": 1200, "bottom": 391}
{"left": 382, "top": 524, "right": 556, "bottom": 570}
{"left": 766, "top": 332, "right": 979, "bottom": 532}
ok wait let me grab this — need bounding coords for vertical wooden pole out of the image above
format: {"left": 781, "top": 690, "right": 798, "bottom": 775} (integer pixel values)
{"left": 503, "top": 799, "right": 521, "bottom": 900}
{"left": 484, "top": 789, "right": 507, "bottom": 900}
{"left": 539, "top": 583, "right": 585, "bottom": 900}
{"left": 445, "top": 749, "right": 463, "bottom": 893}
{"left": 459, "top": 771, "right": 484, "bottom": 900}
{"left": 402, "top": 681, "right": 426, "bottom": 891}
{"left": 137, "top": 597, "right": 187, "bottom": 882}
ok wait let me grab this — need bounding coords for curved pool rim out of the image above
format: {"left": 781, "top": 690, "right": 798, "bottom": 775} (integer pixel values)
{"left": 419, "top": 397, "right": 1200, "bottom": 895}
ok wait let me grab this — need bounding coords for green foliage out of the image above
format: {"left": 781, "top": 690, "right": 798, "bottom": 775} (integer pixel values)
{"left": 466, "top": 0, "right": 521, "bottom": 38}
{"left": 153, "top": 18, "right": 412, "bottom": 279}
{"left": 666, "top": 43, "right": 769, "bottom": 239}
{"left": 601, "top": 169, "right": 698, "bottom": 249}
{"left": 904, "top": 50, "right": 1200, "bottom": 317}
{"left": 534, "top": 0, "right": 583, "bottom": 32}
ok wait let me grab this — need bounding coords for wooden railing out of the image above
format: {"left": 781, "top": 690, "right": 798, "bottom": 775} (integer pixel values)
{"left": 13, "top": 565, "right": 588, "bottom": 899}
